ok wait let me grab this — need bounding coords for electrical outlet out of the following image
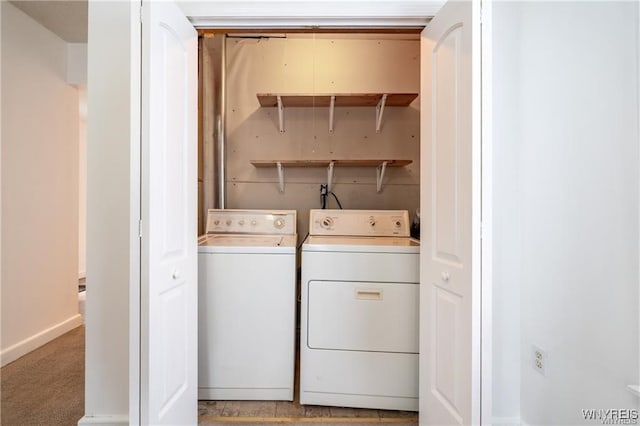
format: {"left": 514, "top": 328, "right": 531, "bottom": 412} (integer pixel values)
{"left": 532, "top": 345, "right": 546, "bottom": 376}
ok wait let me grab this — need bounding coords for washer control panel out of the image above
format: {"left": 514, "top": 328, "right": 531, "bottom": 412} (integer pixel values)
{"left": 309, "top": 209, "right": 410, "bottom": 237}
{"left": 205, "top": 209, "right": 296, "bottom": 235}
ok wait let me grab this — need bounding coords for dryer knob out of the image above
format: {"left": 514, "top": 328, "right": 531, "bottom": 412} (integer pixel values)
{"left": 321, "top": 217, "right": 333, "bottom": 228}
{"left": 369, "top": 217, "right": 376, "bottom": 227}
{"left": 274, "top": 218, "right": 285, "bottom": 229}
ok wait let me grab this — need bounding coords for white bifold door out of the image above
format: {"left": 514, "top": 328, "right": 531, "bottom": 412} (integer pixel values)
{"left": 140, "top": 0, "right": 198, "bottom": 424}
{"left": 419, "top": 0, "right": 480, "bottom": 425}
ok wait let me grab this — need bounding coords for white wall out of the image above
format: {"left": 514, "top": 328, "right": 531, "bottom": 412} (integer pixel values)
{"left": 491, "top": 2, "right": 522, "bottom": 423}
{"left": 0, "top": 1, "right": 82, "bottom": 366}
{"left": 225, "top": 35, "right": 420, "bottom": 238}
{"left": 492, "top": 2, "right": 640, "bottom": 423}
{"left": 82, "top": 1, "right": 136, "bottom": 422}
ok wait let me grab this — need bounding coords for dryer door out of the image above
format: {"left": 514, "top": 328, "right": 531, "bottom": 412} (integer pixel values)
{"left": 307, "top": 280, "right": 419, "bottom": 353}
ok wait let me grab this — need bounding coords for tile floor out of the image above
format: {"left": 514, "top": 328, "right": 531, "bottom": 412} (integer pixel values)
{"left": 198, "top": 400, "right": 418, "bottom": 425}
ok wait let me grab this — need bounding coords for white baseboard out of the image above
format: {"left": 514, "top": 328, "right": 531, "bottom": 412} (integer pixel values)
{"left": 1, "top": 314, "right": 84, "bottom": 367}
{"left": 78, "top": 415, "right": 129, "bottom": 425}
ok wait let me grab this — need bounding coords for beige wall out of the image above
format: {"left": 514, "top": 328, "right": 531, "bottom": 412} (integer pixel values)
{"left": 225, "top": 35, "right": 420, "bottom": 238}
{"left": 78, "top": 88, "right": 87, "bottom": 279}
{"left": 1, "top": 2, "right": 81, "bottom": 365}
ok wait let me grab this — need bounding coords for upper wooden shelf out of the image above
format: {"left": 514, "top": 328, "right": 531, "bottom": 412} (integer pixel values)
{"left": 256, "top": 92, "right": 418, "bottom": 133}
{"left": 256, "top": 93, "right": 418, "bottom": 108}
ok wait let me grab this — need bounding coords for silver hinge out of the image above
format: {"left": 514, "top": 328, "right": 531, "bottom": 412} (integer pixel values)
{"left": 140, "top": 4, "right": 143, "bottom": 24}
{"left": 138, "top": 220, "right": 143, "bottom": 238}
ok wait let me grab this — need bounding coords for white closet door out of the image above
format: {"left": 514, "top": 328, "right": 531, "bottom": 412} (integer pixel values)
{"left": 140, "top": 0, "right": 198, "bottom": 424}
{"left": 419, "top": 0, "right": 481, "bottom": 424}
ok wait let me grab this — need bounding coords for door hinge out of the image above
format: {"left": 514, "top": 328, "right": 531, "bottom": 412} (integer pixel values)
{"left": 140, "top": 4, "right": 143, "bottom": 24}
{"left": 138, "top": 220, "right": 143, "bottom": 238}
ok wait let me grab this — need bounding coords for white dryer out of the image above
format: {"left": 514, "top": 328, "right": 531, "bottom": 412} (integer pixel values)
{"left": 198, "top": 209, "right": 297, "bottom": 401}
{"left": 300, "top": 209, "right": 420, "bottom": 411}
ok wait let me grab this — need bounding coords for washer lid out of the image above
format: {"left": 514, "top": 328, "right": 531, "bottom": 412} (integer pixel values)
{"left": 303, "top": 235, "right": 419, "bottom": 253}
{"left": 198, "top": 234, "right": 296, "bottom": 253}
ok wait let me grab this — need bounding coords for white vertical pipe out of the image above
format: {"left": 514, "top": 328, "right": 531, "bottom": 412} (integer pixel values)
{"left": 218, "top": 35, "right": 227, "bottom": 208}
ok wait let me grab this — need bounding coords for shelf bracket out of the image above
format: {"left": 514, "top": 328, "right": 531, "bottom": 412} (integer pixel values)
{"left": 276, "top": 161, "right": 285, "bottom": 193}
{"left": 327, "top": 161, "right": 335, "bottom": 192}
{"left": 376, "top": 161, "right": 388, "bottom": 193}
{"left": 277, "top": 95, "right": 285, "bottom": 133}
{"left": 375, "top": 94, "right": 388, "bottom": 133}
{"left": 329, "top": 96, "right": 336, "bottom": 133}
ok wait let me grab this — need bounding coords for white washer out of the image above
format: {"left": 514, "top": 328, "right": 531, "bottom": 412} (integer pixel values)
{"left": 198, "top": 209, "right": 297, "bottom": 401}
{"left": 300, "top": 209, "right": 420, "bottom": 411}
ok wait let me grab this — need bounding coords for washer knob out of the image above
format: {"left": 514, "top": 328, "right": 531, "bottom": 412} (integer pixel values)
{"left": 251, "top": 220, "right": 257, "bottom": 226}
{"left": 213, "top": 219, "right": 220, "bottom": 226}
{"left": 394, "top": 220, "right": 402, "bottom": 228}
{"left": 238, "top": 220, "right": 245, "bottom": 226}
{"left": 369, "top": 216, "right": 376, "bottom": 227}
{"left": 274, "top": 218, "right": 285, "bottom": 229}
{"left": 321, "top": 217, "right": 333, "bottom": 228}
{"left": 226, "top": 220, "right": 232, "bottom": 226}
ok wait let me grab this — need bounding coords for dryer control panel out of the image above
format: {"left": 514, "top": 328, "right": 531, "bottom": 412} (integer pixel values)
{"left": 205, "top": 209, "right": 296, "bottom": 235}
{"left": 309, "top": 209, "right": 410, "bottom": 237}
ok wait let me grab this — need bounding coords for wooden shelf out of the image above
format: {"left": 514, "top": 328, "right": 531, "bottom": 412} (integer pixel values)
{"left": 256, "top": 93, "right": 418, "bottom": 108}
{"left": 256, "top": 92, "right": 418, "bottom": 133}
{"left": 251, "top": 159, "right": 411, "bottom": 168}
{"left": 251, "top": 159, "right": 412, "bottom": 193}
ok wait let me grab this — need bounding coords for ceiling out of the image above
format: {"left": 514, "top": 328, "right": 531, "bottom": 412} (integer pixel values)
{"left": 10, "top": 0, "right": 87, "bottom": 43}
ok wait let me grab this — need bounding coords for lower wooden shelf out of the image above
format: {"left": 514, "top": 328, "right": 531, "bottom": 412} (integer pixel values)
{"left": 250, "top": 159, "right": 412, "bottom": 193}
{"left": 250, "top": 159, "right": 411, "bottom": 168}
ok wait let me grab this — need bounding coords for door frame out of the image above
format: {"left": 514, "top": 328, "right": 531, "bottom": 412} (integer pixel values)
{"left": 479, "top": 0, "right": 494, "bottom": 422}
{"left": 130, "top": 2, "right": 494, "bottom": 424}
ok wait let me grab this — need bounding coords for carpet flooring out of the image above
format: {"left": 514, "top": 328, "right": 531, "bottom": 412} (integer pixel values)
{"left": 1, "top": 326, "right": 85, "bottom": 425}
